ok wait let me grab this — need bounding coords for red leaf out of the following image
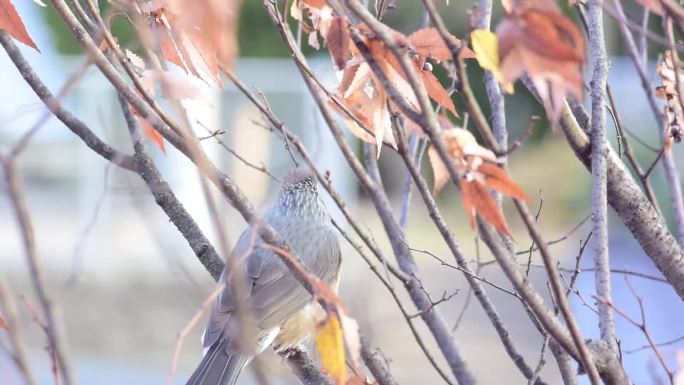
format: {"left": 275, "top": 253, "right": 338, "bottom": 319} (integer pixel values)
{"left": 477, "top": 163, "right": 528, "bottom": 200}
{"left": 0, "top": 0, "right": 39, "bottom": 51}
{"left": 419, "top": 65, "right": 458, "bottom": 117}
{"left": 461, "top": 177, "right": 512, "bottom": 237}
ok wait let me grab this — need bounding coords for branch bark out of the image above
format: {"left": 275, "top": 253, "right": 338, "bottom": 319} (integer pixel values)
{"left": 561, "top": 100, "right": 684, "bottom": 301}
{"left": 586, "top": 0, "right": 618, "bottom": 353}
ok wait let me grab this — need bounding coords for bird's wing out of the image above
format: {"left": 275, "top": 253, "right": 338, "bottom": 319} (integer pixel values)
{"left": 203, "top": 217, "right": 341, "bottom": 350}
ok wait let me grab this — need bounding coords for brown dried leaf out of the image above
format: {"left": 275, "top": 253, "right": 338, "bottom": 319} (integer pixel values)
{"left": 339, "top": 63, "right": 360, "bottom": 96}
{"left": 428, "top": 127, "right": 499, "bottom": 194}
{"left": 441, "top": 127, "right": 498, "bottom": 163}
{"left": 340, "top": 83, "right": 397, "bottom": 151}
{"left": 0, "top": 0, "right": 39, "bottom": 50}
{"left": 428, "top": 145, "right": 450, "bottom": 193}
{"left": 408, "top": 27, "right": 474, "bottom": 62}
{"left": 326, "top": 16, "right": 351, "bottom": 70}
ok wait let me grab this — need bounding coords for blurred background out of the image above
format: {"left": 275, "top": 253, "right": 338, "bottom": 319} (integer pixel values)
{"left": 1, "top": 1, "right": 683, "bottom": 385}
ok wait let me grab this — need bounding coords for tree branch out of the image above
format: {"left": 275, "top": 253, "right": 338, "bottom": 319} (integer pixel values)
{"left": 586, "top": 0, "right": 618, "bottom": 354}
{"left": 560, "top": 100, "right": 684, "bottom": 301}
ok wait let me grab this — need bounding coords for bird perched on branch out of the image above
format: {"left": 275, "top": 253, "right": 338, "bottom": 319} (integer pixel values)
{"left": 186, "top": 167, "right": 341, "bottom": 385}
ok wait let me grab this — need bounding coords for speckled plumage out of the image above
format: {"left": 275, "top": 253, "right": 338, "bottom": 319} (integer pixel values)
{"left": 186, "top": 167, "right": 341, "bottom": 385}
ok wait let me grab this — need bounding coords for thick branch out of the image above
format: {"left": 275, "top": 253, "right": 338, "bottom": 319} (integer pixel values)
{"left": 118, "top": 95, "right": 225, "bottom": 280}
{"left": 560, "top": 100, "right": 684, "bottom": 300}
{"left": 586, "top": 0, "right": 618, "bottom": 353}
{"left": 612, "top": 0, "right": 684, "bottom": 248}
{"left": 280, "top": 347, "right": 333, "bottom": 385}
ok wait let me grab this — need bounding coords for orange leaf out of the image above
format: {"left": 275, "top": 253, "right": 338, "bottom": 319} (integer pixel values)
{"left": 461, "top": 177, "right": 512, "bottom": 237}
{"left": 476, "top": 163, "right": 528, "bottom": 200}
{"left": 326, "top": 16, "right": 350, "bottom": 70}
{"left": 129, "top": 106, "right": 166, "bottom": 153}
{"left": 303, "top": 0, "right": 327, "bottom": 7}
{"left": 143, "top": 120, "right": 166, "bottom": 153}
{"left": 0, "top": 0, "right": 39, "bottom": 51}
{"left": 419, "top": 65, "right": 458, "bottom": 117}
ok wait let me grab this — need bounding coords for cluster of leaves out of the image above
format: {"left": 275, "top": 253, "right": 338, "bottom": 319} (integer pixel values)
{"left": 427, "top": 126, "right": 527, "bottom": 237}
{"left": 292, "top": 0, "right": 471, "bottom": 155}
{"left": 471, "top": 0, "right": 585, "bottom": 119}
{"left": 292, "top": 0, "right": 555, "bottom": 238}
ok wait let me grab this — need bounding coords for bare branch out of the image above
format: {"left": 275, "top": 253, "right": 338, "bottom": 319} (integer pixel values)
{"left": 559, "top": 100, "right": 684, "bottom": 300}
{"left": 586, "top": 0, "right": 619, "bottom": 355}
{"left": 0, "top": 159, "right": 75, "bottom": 385}
{"left": 0, "top": 280, "right": 38, "bottom": 385}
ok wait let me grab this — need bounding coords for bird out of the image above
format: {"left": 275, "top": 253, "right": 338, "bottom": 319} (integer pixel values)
{"left": 186, "top": 166, "right": 342, "bottom": 385}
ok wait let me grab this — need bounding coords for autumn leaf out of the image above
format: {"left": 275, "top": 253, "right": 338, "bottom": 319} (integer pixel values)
{"left": 291, "top": 0, "right": 334, "bottom": 39}
{"left": 428, "top": 127, "right": 499, "bottom": 193}
{"left": 427, "top": 126, "right": 525, "bottom": 236}
{"left": 461, "top": 175, "right": 513, "bottom": 237}
{"left": 418, "top": 65, "right": 458, "bottom": 117}
{"left": 476, "top": 162, "right": 528, "bottom": 200}
{"left": 148, "top": 0, "right": 242, "bottom": 87}
{"left": 0, "top": 0, "right": 39, "bottom": 51}
{"left": 470, "top": 29, "right": 511, "bottom": 92}
{"left": 496, "top": 6, "right": 585, "bottom": 119}
{"left": 129, "top": 106, "right": 166, "bottom": 153}
{"left": 656, "top": 51, "right": 684, "bottom": 150}
{"left": 408, "top": 27, "right": 474, "bottom": 62}
{"left": 316, "top": 314, "right": 346, "bottom": 384}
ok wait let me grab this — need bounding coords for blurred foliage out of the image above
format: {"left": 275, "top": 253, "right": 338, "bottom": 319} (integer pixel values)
{"left": 41, "top": 1, "right": 561, "bottom": 143}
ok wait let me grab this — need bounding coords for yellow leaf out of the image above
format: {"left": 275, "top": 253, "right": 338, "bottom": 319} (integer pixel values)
{"left": 471, "top": 29, "right": 511, "bottom": 92}
{"left": 316, "top": 314, "right": 346, "bottom": 385}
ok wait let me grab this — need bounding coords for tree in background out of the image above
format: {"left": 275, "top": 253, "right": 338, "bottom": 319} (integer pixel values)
{"left": 1, "top": 0, "right": 684, "bottom": 385}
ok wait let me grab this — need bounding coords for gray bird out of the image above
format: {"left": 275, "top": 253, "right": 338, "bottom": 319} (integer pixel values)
{"left": 186, "top": 167, "right": 341, "bottom": 385}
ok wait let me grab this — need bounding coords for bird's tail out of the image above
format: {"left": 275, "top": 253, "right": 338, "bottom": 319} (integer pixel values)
{"left": 185, "top": 340, "right": 251, "bottom": 385}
